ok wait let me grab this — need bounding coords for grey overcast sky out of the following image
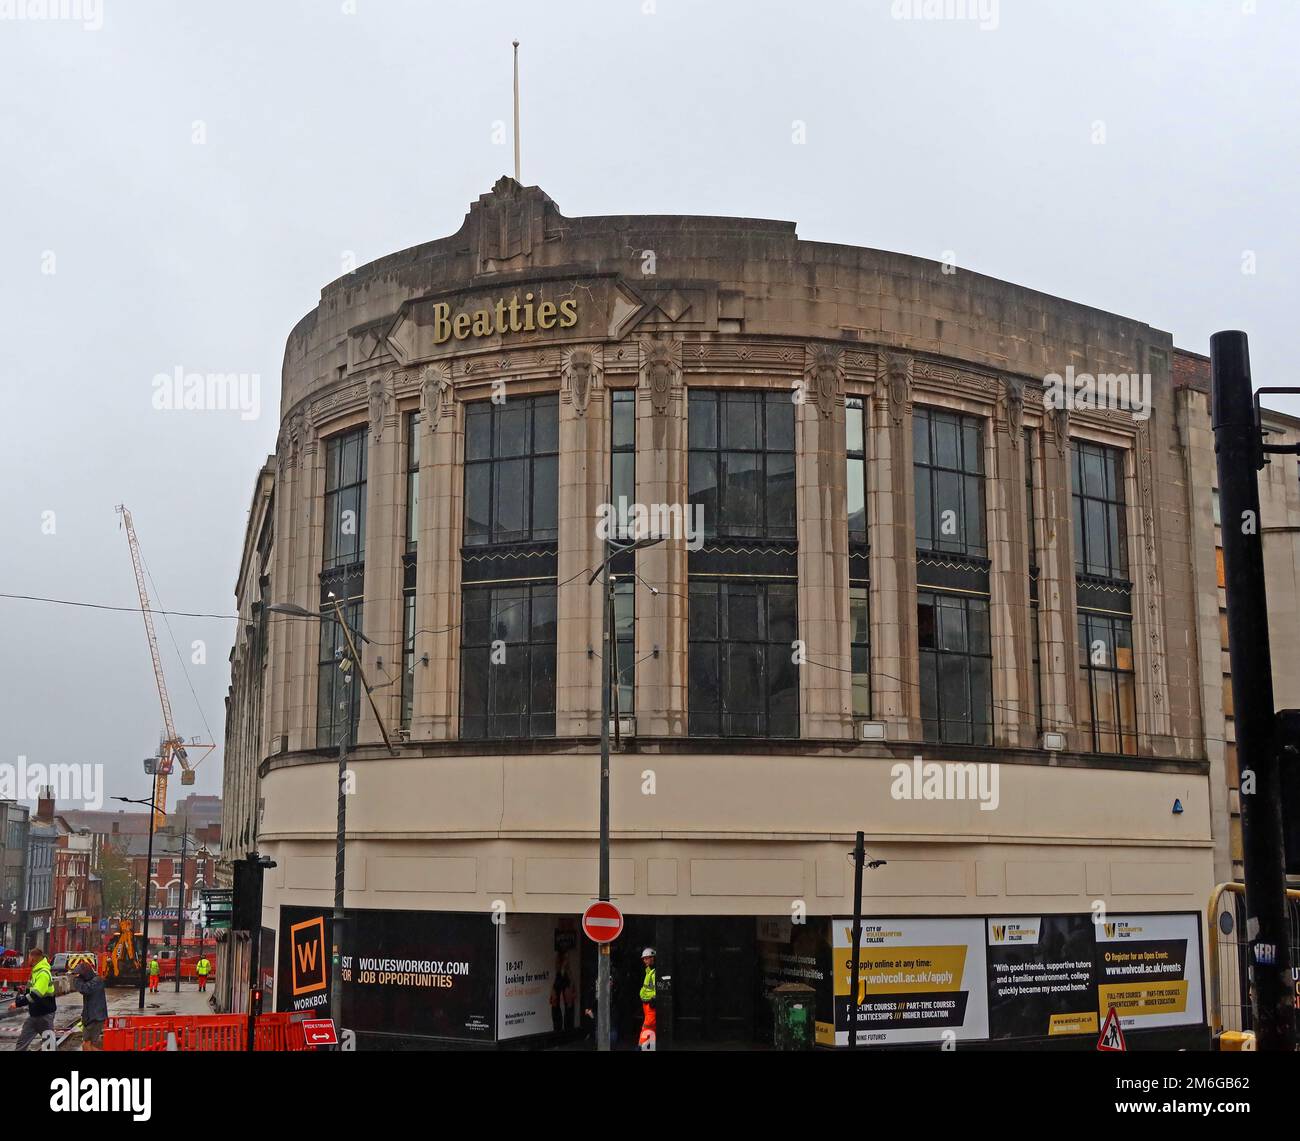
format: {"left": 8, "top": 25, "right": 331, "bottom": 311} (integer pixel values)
{"left": 1, "top": 0, "right": 1296, "bottom": 812}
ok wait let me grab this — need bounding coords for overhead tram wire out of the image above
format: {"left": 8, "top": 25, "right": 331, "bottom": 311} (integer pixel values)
{"left": 0, "top": 591, "right": 238, "bottom": 620}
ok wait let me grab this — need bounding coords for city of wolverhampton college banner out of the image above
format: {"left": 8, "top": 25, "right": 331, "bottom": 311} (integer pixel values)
{"left": 828, "top": 911, "right": 1205, "bottom": 1046}
{"left": 987, "top": 912, "right": 1204, "bottom": 1039}
{"left": 830, "top": 917, "right": 990, "bottom": 1046}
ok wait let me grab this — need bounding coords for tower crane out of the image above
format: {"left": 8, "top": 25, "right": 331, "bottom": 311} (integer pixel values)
{"left": 116, "top": 505, "right": 213, "bottom": 828}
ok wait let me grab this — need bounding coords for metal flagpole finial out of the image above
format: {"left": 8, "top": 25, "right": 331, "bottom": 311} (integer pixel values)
{"left": 512, "top": 40, "right": 521, "bottom": 183}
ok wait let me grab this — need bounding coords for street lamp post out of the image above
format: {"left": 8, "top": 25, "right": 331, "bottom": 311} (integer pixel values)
{"left": 113, "top": 777, "right": 159, "bottom": 1012}
{"left": 158, "top": 821, "right": 190, "bottom": 994}
{"left": 587, "top": 532, "right": 663, "bottom": 1052}
{"left": 268, "top": 595, "right": 395, "bottom": 1039}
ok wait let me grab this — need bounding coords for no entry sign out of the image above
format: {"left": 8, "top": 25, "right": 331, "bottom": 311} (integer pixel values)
{"left": 582, "top": 901, "right": 624, "bottom": 944}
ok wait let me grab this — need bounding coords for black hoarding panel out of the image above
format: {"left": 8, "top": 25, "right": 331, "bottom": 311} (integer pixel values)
{"left": 277, "top": 906, "right": 332, "bottom": 1015}
{"left": 342, "top": 910, "right": 496, "bottom": 1043}
{"left": 987, "top": 915, "right": 1097, "bottom": 1039}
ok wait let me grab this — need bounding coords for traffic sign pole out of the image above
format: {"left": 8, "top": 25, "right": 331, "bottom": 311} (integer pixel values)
{"left": 1212, "top": 331, "right": 1298, "bottom": 1051}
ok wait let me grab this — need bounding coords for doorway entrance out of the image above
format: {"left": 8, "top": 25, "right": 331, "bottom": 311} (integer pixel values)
{"left": 670, "top": 916, "right": 758, "bottom": 1045}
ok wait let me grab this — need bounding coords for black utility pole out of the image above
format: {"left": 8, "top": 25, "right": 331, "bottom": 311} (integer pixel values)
{"left": 1211, "top": 329, "right": 1297, "bottom": 1051}
{"left": 848, "top": 831, "right": 865, "bottom": 1049}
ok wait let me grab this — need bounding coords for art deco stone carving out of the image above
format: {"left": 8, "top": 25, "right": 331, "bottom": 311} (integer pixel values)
{"left": 805, "top": 344, "right": 844, "bottom": 419}
{"left": 1049, "top": 405, "right": 1070, "bottom": 457}
{"left": 368, "top": 374, "right": 393, "bottom": 443}
{"left": 562, "top": 345, "right": 603, "bottom": 416}
{"left": 640, "top": 335, "right": 682, "bottom": 417}
{"left": 1002, "top": 376, "right": 1025, "bottom": 445}
{"left": 419, "top": 362, "right": 452, "bottom": 433}
{"left": 883, "top": 351, "right": 913, "bottom": 427}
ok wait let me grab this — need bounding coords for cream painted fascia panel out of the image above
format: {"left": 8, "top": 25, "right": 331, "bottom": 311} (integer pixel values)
{"left": 369, "top": 856, "right": 476, "bottom": 893}
{"left": 859, "top": 860, "right": 965, "bottom": 897}
{"left": 689, "top": 859, "right": 804, "bottom": 897}
{"left": 647, "top": 858, "right": 678, "bottom": 896}
{"left": 285, "top": 856, "right": 366, "bottom": 892}
{"left": 1005, "top": 861, "right": 1083, "bottom": 896}
{"left": 1109, "top": 861, "right": 1200, "bottom": 896}
{"left": 524, "top": 858, "right": 635, "bottom": 896}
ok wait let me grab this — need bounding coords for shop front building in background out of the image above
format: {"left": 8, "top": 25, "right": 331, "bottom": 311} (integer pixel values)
{"left": 223, "top": 179, "right": 1226, "bottom": 1049}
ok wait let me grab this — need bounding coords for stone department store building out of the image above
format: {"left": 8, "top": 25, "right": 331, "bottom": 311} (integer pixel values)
{"left": 221, "top": 178, "right": 1252, "bottom": 1049}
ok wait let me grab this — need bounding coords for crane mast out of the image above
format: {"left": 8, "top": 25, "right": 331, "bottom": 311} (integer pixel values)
{"left": 116, "top": 504, "right": 194, "bottom": 828}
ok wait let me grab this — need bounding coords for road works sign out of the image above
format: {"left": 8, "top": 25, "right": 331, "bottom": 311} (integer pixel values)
{"left": 301, "top": 1019, "right": 338, "bottom": 1046}
{"left": 582, "top": 901, "right": 624, "bottom": 945}
{"left": 1097, "top": 1006, "right": 1127, "bottom": 1052}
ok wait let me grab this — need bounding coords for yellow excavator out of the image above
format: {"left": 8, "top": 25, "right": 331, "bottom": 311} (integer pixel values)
{"left": 103, "top": 919, "right": 141, "bottom": 984}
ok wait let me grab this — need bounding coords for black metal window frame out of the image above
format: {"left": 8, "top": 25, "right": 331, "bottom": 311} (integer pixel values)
{"left": 610, "top": 390, "right": 637, "bottom": 715}
{"left": 611, "top": 389, "right": 636, "bottom": 542}
{"left": 849, "top": 585, "right": 871, "bottom": 719}
{"left": 688, "top": 577, "right": 800, "bottom": 739}
{"left": 847, "top": 395, "right": 868, "bottom": 545}
{"left": 917, "top": 589, "right": 993, "bottom": 746}
{"left": 1076, "top": 610, "right": 1137, "bottom": 755}
{"left": 847, "top": 396, "right": 870, "bottom": 718}
{"left": 400, "top": 412, "right": 420, "bottom": 730}
{"left": 687, "top": 389, "right": 796, "bottom": 542}
{"left": 459, "top": 581, "right": 557, "bottom": 740}
{"left": 613, "top": 578, "right": 634, "bottom": 717}
{"left": 323, "top": 426, "right": 368, "bottom": 572}
{"left": 1071, "top": 439, "right": 1129, "bottom": 580}
{"left": 400, "top": 591, "right": 417, "bottom": 733}
{"left": 1071, "top": 439, "right": 1136, "bottom": 755}
{"left": 913, "top": 406, "right": 987, "bottom": 558}
{"left": 317, "top": 596, "right": 363, "bottom": 749}
{"left": 463, "top": 394, "right": 559, "bottom": 548}
{"left": 406, "top": 411, "right": 421, "bottom": 554}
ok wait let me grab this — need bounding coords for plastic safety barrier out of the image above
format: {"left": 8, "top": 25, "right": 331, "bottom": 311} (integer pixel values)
{"left": 101, "top": 1012, "right": 314, "bottom": 1052}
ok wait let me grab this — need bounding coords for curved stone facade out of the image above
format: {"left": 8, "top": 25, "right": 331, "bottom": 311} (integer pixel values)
{"left": 229, "top": 179, "right": 1213, "bottom": 1043}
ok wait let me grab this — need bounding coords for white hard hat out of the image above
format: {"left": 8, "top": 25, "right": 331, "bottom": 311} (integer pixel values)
{"left": 641, "top": 947, "right": 656, "bottom": 958}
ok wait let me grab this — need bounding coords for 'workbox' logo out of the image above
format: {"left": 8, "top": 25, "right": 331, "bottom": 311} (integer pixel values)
{"left": 291, "top": 916, "right": 328, "bottom": 996}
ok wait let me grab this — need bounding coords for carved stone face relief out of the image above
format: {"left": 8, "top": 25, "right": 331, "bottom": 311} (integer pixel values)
{"left": 563, "top": 346, "right": 600, "bottom": 416}
{"left": 884, "top": 352, "right": 913, "bottom": 426}
{"left": 805, "top": 345, "right": 843, "bottom": 419}
{"left": 642, "top": 337, "right": 679, "bottom": 417}
{"left": 419, "top": 363, "right": 451, "bottom": 433}
{"left": 1003, "top": 377, "right": 1025, "bottom": 443}
{"left": 368, "top": 375, "right": 390, "bottom": 442}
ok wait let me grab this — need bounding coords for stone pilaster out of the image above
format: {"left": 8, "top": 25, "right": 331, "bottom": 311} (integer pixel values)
{"left": 870, "top": 352, "right": 919, "bottom": 741}
{"left": 288, "top": 417, "right": 324, "bottom": 753}
{"left": 413, "top": 368, "right": 459, "bottom": 741}
{"left": 637, "top": 337, "right": 687, "bottom": 736}
{"left": 556, "top": 362, "right": 607, "bottom": 737}
{"left": 797, "top": 346, "right": 851, "bottom": 738}
{"left": 267, "top": 417, "right": 298, "bottom": 756}
{"left": 358, "top": 374, "right": 403, "bottom": 746}
{"left": 1037, "top": 407, "right": 1080, "bottom": 747}
{"left": 989, "top": 388, "right": 1033, "bottom": 748}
